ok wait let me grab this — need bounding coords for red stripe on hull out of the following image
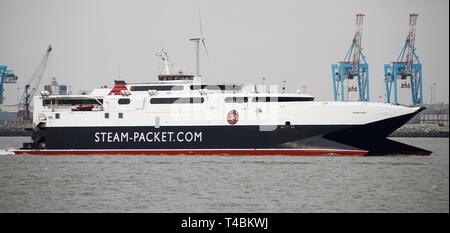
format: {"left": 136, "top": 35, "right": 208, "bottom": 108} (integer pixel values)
{"left": 13, "top": 149, "right": 368, "bottom": 156}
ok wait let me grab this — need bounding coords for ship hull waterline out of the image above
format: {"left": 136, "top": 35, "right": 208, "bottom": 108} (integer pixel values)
{"left": 13, "top": 107, "right": 431, "bottom": 156}
{"left": 13, "top": 148, "right": 369, "bottom": 156}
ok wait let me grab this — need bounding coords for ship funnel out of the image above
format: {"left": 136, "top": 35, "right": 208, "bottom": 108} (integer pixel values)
{"left": 108, "top": 80, "right": 128, "bottom": 95}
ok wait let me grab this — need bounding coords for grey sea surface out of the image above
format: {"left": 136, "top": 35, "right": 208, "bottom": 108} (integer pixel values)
{"left": 0, "top": 137, "right": 448, "bottom": 213}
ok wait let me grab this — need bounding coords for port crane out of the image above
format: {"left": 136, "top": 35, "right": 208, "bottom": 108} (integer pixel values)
{"left": 332, "top": 13, "right": 370, "bottom": 102}
{"left": 17, "top": 45, "right": 52, "bottom": 123}
{"left": 384, "top": 13, "right": 423, "bottom": 106}
{"left": 0, "top": 65, "right": 18, "bottom": 105}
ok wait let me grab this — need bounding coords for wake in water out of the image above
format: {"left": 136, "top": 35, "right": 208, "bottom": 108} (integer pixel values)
{"left": 0, "top": 149, "right": 15, "bottom": 155}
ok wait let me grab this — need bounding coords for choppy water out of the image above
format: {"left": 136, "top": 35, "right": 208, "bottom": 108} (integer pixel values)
{"left": 0, "top": 137, "right": 448, "bottom": 212}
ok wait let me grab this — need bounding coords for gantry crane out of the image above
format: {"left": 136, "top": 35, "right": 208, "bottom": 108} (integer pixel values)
{"left": 332, "top": 13, "right": 370, "bottom": 102}
{"left": 384, "top": 13, "right": 423, "bottom": 106}
{"left": 17, "top": 45, "right": 52, "bottom": 123}
{"left": 0, "top": 65, "right": 18, "bottom": 105}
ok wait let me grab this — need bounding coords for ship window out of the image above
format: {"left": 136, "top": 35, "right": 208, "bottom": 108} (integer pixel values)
{"left": 43, "top": 98, "right": 103, "bottom": 106}
{"left": 190, "top": 85, "right": 241, "bottom": 91}
{"left": 130, "top": 85, "right": 184, "bottom": 91}
{"left": 55, "top": 113, "right": 60, "bottom": 119}
{"left": 252, "top": 97, "right": 276, "bottom": 102}
{"left": 118, "top": 98, "right": 130, "bottom": 105}
{"left": 105, "top": 113, "right": 109, "bottom": 119}
{"left": 118, "top": 113, "right": 123, "bottom": 119}
{"left": 278, "top": 97, "right": 314, "bottom": 102}
{"left": 252, "top": 97, "right": 314, "bottom": 102}
{"left": 150, "top": 97, "right": 205, "bottom": 104}
{"left": 224, "top": 97, "right": 248, "bottom": 103}
{"left": 285, "top": 121, "right": 290, "bottom": 125}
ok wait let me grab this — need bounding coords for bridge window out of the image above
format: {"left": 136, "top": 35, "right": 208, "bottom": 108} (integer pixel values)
{"left": 158, "top": 75, "right": 194, "bottom": 81}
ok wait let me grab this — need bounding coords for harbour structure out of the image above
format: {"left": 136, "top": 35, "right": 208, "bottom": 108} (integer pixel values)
{"left": 384, "top": 13, "right": 423, "bottom": 106}
{"left": 331, "top": 13, "right": 370, "bottom": 102}
{"left": 0, "top": 64, "right": 18, "bottom": 106}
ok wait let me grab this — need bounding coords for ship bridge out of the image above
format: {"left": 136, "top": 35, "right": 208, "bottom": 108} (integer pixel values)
{"left": 157, "top": 73, "right": 195, "bottom": 82}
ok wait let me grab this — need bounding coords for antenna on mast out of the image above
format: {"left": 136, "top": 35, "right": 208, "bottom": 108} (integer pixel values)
{"left": 156, "top": 49, "right": 173, "bottom": 75}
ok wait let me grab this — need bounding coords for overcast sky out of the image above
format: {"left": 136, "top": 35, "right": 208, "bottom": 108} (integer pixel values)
{"left": 0, "top": 0, "right": 448, "bottom": 106}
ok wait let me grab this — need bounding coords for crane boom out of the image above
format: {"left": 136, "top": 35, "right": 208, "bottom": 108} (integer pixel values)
{"left": 17, "top": 45, "right": 52, "bottom": 123}
{"left": 405, "top": 13, "right": 418, "bottom": 73}
{"left": 352, "top": 13, "right": 364, "bottom": 69}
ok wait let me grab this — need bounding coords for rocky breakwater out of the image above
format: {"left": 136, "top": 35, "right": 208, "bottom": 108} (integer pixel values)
{"left": 390, "top": 124, "right": 449, "bottom": 137}
{"left": 0, "top": 122, "right": 31, "bottom": 136}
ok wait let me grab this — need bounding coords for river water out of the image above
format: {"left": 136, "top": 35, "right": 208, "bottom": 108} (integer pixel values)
{"left": 0, "top": 137, "right": 448, "bottom": 212}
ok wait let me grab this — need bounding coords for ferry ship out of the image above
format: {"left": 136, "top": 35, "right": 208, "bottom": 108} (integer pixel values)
{"left": 14, "top": 47, "right": 431, "bottom": 156}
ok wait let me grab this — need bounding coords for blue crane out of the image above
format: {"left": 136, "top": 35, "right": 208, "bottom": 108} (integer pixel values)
{"left": 332, "top": 13, "right": 370, "bottom": 102}
{"left": 384, "top": 13, "right": 423, "bottom": 106}
{"left": 0, "top": 65, "right": 18, "bottom": 105}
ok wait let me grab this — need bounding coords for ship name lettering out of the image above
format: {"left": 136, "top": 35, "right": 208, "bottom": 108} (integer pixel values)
{"left": 177, "top": 132, "right": 184, "bottom": 142}
{"left": 95, "top": 132, "right": 130, "bottom": 143}
{"left": 121, "top": 132, "right": 129, "bottom": 142}
{"left": 95, "top": 131, "right": 202, "bottom": 143}
{"left": 154, "top": 132, "right": 160, "bottom": 142}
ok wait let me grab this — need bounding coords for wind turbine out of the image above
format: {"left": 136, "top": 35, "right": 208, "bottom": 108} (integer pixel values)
{"left": 190, "top": 8, "right": 209, "bottom": 77}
